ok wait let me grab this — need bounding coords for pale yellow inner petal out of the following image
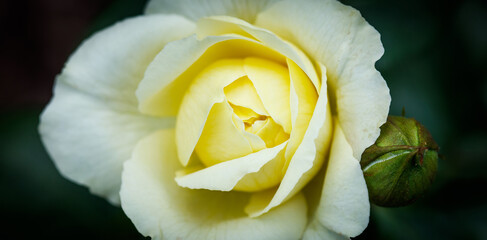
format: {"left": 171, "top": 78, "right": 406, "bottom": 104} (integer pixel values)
{"left": 244, "top": 57, "right": 292, "bottom": 134}
{"left": 195, "top": 101, "right": 253, "bottom": 167}
{"left": 224, "top": 77, "right": 268, "bottom": 115}
{"left": 255, "top": 118, "right": 289, "bottom": 148}
{"left": 247, "top": 118, "right": 267, "bottom": 133}
{"left": 284, "top": 59, "right": 319, "bottom": 170}
{"left": 177, "top": 59, "right": 247, "bottom": 166}
{"left": 231, "top": 104, "right": 264, "bottom": 123}
{"left": 233, "top": 145, "right": 286, "bottom": 192}
{"left": 232, "top": 112, "right": 267, "bottom": 152}
{"left": 176, "top": 141, "right": 287, "bottom": 192}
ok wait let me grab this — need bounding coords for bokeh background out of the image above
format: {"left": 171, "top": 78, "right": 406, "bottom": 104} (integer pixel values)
{"left": 1, "top": 0, "right": 486, "bottom": 239}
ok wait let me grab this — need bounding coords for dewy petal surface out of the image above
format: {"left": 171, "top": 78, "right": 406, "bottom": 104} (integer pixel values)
{"left": 120, "top": 129, "right": 308, "bottom": 240}
{"left": 145, "top": 0, "right": 279, "bottom": 23}
{"left": 256, "top": 0, "right": 391, "bottom": 159}
{"left": 39, "top": 15, "right": 195, "bottom": 203}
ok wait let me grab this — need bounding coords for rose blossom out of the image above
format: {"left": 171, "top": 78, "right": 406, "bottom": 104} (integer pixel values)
{"left": 39, "top": 0, "right": 391, "bottom": 239}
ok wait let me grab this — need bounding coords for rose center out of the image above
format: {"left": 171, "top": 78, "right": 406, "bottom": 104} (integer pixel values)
{"left": 229, "top": 102, "right": 288, "bottom": 149}
{"left": 177, "top": 57, "right": 291, "bottom": 167}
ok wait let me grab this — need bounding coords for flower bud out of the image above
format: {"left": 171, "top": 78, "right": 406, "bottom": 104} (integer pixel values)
{"left": 361, "top": 116, "right": 439, "bottom": 207}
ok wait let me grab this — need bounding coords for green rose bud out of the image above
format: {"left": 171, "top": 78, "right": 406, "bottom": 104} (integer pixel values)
{"left": 361, "top": 116, "right": 439, "bottom": 207}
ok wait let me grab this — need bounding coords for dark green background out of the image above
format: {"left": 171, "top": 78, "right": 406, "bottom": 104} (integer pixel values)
{"left": 1, "top": 0, "right": 486, "bottom": 239}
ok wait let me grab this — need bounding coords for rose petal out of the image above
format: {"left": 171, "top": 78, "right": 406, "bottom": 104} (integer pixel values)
{"left": 254, "top": 118, "right": 289, "bottom": 148}
{"left": 231, "top": 104, "right": 264, "bottom": 122}
{"left": 224, "top": 77, "right": 268, "bottom": 116}
{"left": 233, "top": 113, "right": 268, "bottom": 152}
{"left": 120, "top": 129, "right": 308, "bottom": 240}
{"left": 233, "top": 146, "right": 286, "bottom": 191}
{"left": 302, "top": 218, "right": 349, "bottom": 240}
{"left": 176, "top": 141, "right": 287, "bottom": 191}
{"left": 256, "top": 0, "right": 391, "bottom": 159}
{"left": 145, "top": 0, "right": 279, "bottom": 23}
{"left": 285, "top": 59, "right": 318, "bottom": 165}
{"left": 313, "top": 122, "right": 370, "bottom": 237}
{"left": 244, "top": 57, "right": 292, "bottom": 133}
{"left": 56, "top": 15, "right": 195, "bottom": 109}
{"left": 39, "top": 15, "right": 195, "bottom": 204}
{"left": 194, "top": 101, "right": 254, "bottom": 166}
{"left": 175, "top": 58, "right": 248, "bottom": 166}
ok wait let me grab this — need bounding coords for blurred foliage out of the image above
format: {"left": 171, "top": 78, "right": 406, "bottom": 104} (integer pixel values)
{"left": 1, "top": 0, "right": 486, "bottom": 239}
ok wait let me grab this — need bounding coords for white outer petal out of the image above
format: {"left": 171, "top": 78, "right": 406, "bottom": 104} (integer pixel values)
{"left": 59, "top": 15, "right": 195, "bottom": 111}
{"left": 120, "top": 129, "right": 308, "bottom": 240}
{"left": 303, "top": 218, "right": 349, "bottom": 240}
{"left": 315, "top": 122, "right": 370, "bottom": 237}
{"left": 39, "top": 15, "right": 195, "bottom": 203}
{"left": 145, "top": 0, "right": 280, "bottom": 23}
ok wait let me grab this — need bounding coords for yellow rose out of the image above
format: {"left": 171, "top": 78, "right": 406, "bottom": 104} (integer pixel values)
{"left": 39, "top": 0, "right": 390, "bottom": 239}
